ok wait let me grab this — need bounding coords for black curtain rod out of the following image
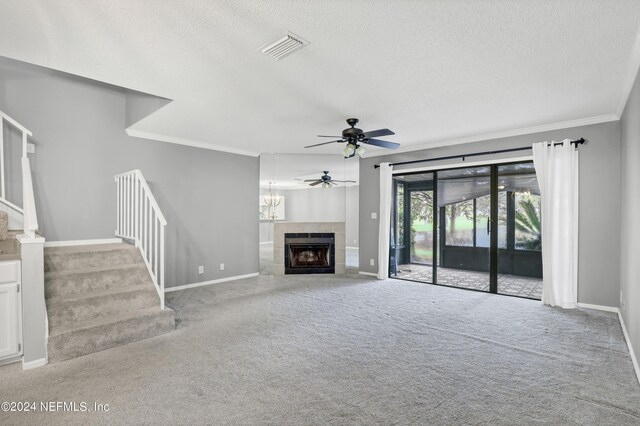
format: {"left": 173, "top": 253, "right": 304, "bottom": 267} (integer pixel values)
{"left": 373, "top": 138, "right": 586, "bottom": 169}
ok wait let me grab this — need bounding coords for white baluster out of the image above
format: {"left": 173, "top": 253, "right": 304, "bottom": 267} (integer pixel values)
{"left": 145, "top": 195, "right": 149, "bottom": 257}
{"left": 124, "top": 175, "right": 129, "bottom": 236}
{"left": 22, "top": 132, "right": 27, "bottom": 158}
{"left": 116, "top": 177, "right": 120, "bottom": 234}
{"left": 160, "top": 225, "right": 165, "bottom": 309}
{"left": 148, "top": 197, "right": 152, "bottom": 269}
{"left": 154, "top": 216, "right": 158, "bottom": 279}
{"left": 114, "top": 169, "right": 167, "bottom": 308}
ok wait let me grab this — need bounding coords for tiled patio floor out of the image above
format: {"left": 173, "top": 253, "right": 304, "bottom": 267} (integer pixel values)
{"left": 394, "top": 264, "right": 542, "bottom": 299}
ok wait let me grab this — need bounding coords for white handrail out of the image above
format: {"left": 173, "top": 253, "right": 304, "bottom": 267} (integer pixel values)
{"left": 0, "top": 110, "right": 37, "bottom": 236}
{"left": 0, "top": 111, "right": 33, "bottom": 137}
{"left": 0, "top": 197, "right": 24, "bottom": 214}
{"left": 114, "top": 170, "right": 166, "bottom": 309}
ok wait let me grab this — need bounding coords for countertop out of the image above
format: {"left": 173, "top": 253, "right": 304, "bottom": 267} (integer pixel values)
{"left": 0, "top": 237, "right": 20, "bottom": 261}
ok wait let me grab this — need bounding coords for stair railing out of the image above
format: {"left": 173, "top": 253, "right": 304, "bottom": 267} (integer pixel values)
{"left": 114, "top": 170, "right": 167, "bottom": 308}
{"left": 0, "top": 110, "right": 38, "bottom": 237}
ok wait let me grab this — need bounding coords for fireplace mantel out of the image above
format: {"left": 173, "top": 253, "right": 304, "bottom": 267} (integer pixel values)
{"left": 273, "top": 222, "right": 346, "bottom": 275}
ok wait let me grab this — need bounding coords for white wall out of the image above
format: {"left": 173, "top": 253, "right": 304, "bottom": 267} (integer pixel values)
{"left": 259, "top": 186, "right": 359, "bottom": 247}
{"left": 620, "top": 66, "right": 640, "bottom": 366}
{"left": 286, "top": 186, "right": 359, "bottom": 247}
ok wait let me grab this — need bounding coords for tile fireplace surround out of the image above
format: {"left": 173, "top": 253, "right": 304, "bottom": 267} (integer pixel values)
{"left": 274, "top": 222, "right": 346, "bottom": 275}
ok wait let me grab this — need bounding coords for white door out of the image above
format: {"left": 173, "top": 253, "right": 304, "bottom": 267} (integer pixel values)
{"left": 0, "top": 283, "right": 20, "bottom": 359}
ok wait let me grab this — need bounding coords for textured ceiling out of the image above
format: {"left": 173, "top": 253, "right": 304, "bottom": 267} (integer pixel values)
{"left": 1, "top": 1, "right": 640, "bottom": 157}
{"left": 260, "top": 154, "right": 359, "bottom": 190}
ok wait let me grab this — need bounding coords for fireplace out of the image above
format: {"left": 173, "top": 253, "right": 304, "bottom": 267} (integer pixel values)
{"left": 284, "top": 233, "right": 335, "bottom": 274}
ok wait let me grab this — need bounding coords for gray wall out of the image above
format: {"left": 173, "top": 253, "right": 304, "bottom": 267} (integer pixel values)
{"left": 0, "top": 58, "right": 259, "bottom": 289}
{"left": 620, "top": 69, "right": 640, "bottom": 363}
{"left": 359, "top": 121, "right": 621, "bottom": 307}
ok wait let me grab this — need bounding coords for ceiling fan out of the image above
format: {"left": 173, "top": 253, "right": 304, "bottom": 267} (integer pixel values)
{"left": 304, "top": 171, "right": 357, "bottom": 188}
{"left": 305, "top": 118, "right": 400, "bottom": 158}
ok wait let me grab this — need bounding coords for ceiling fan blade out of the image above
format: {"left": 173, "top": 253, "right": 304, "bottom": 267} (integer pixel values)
{"left": 309, "top": 181, "right": 323, "bottom": 186}
{"left": 332, "top": 180, "right": 358, "bottom": 183}
{"left": 317, "top": 135, "right": 343, "bottom": 138}
{"left": 362, "top": 128, "right": 395, "bottom": 139}
{"left": 304, "top": 140, "right": 341, "bottom": 148}
{"left": 365, "top": 138, "right": 400, "bottom": 149}
{"left": 303, "top": 179, "right": 318, "bottom": 182}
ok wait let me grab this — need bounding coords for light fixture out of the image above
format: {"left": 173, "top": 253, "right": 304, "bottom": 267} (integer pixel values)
{"left": 343, "top": 142, "right": 366, "bottom": 159}
{"left": 343, "top": 144, "right": 355, "bottom": 158}
{"left": 263, "top": 182, "right": 281, "bottom": 207}
{"left": 512, "top": 188, "right": 532, "bottom": 200}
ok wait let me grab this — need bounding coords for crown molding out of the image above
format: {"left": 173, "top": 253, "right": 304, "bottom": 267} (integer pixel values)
{"left": 126, "top": 129, "right": 260, "bottom": 157}
{"left": 362, "top": 114, "right": 620, "bottom": 158}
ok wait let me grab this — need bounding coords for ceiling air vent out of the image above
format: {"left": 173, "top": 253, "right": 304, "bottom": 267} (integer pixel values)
{"left": 261, "top": 32, "right": 309, "bottom": 60}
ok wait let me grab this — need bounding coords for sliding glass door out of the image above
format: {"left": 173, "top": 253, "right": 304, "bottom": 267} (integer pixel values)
{"left": 436, "top": 166, "right": 492, "bottom": 292}
{"left": 391, "top": 161, "right": 542, "bottom": 300}
{"left": 392, "top": 173, "right": 435, "bottom": 283}
{"left": 496, "top": 163, "right": 542, "bottom": 299}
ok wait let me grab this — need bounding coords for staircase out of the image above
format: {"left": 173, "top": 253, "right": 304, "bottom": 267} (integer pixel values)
{"left": 45, "top": 243, "right": 175, "bottom": 362}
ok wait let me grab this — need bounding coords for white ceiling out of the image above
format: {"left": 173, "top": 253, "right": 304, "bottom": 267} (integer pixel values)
{"left": 1, "top": 1, "right": 640, "bottom": 157}
{"left": 260, "top": 154, "right": 359, "bottom": 190}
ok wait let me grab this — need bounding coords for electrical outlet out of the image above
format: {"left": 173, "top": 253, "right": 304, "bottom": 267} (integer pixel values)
{"left": 370, "top": 258, "right": 375, "bottom": 266}
{"left": 371, "top": 212, "right": 377, "bottom": 219}
{"left": 198, "top": 266, "right": 204, "bottom": 274}
{"left": 220, "top": 263, "right": 225, "bottom": 271}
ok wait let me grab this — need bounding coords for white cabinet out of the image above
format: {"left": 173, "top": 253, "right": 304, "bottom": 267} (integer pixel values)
{"left": 0, "top": 260, "right": 21, "bottom": 362}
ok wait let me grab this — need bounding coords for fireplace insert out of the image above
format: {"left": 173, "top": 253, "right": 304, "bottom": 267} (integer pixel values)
{"left": 284, "top": 233, "right": 335, "bottom": 274}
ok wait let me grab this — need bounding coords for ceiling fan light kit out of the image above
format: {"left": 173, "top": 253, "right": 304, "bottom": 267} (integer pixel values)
{"left": 343, "top": 144, "right": 356, "bottom": 158}
{"left": 305, "top": 118, "right": 400, "bottom": 158}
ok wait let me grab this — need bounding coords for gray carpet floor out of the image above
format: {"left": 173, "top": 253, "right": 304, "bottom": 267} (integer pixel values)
{"left": 1, "top": 274, "right": 639, "bottom": 425}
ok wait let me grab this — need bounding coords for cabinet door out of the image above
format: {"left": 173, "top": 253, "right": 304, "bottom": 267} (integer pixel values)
{"left": 0, "top": 283, "right": 19, "bottom": 359}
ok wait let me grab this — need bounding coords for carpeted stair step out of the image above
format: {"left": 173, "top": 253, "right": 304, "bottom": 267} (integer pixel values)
{"left": 44, "top": 243, "right": 142, "bottom": 272}
{"left": 45, "top": 263, "right": 151, "bottom": 299}
{"left": 47, "top": 285, "right": 160, "bottom": 329}
{"left": 43, "top": 242, "right": 176, "bottom": 363}
{"left": 47, "top": 306, "right": 175, "bottom": 362}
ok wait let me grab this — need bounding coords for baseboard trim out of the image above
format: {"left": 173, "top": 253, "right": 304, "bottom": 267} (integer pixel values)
{"left": 165, "top": 273, "right": 259, "bottom": 292}
{"left": 0, "top": 354, "right": 22, "bottom": 366}
{"left": 259, "top": 241, "right": 273, "bottom": 245}
{"left": 44, "top": 238, "right": 122, "bottom": 248}
{"left": 22, "top": 357, "right": 47, "bottom": 370}
{"left": 618, "top": 310, "right": 640, "bottom": 386}
{"left": 577, "top": 302, "right": 619, "bottom": 313}
{"left": 576, "top": 303, "right": 639, "bottom": 386}
{"left": 346, "top": 246, "right": 359, "bottom": 250}
{"left": 358, "top": 271, "right": 378, "bottom": 277}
